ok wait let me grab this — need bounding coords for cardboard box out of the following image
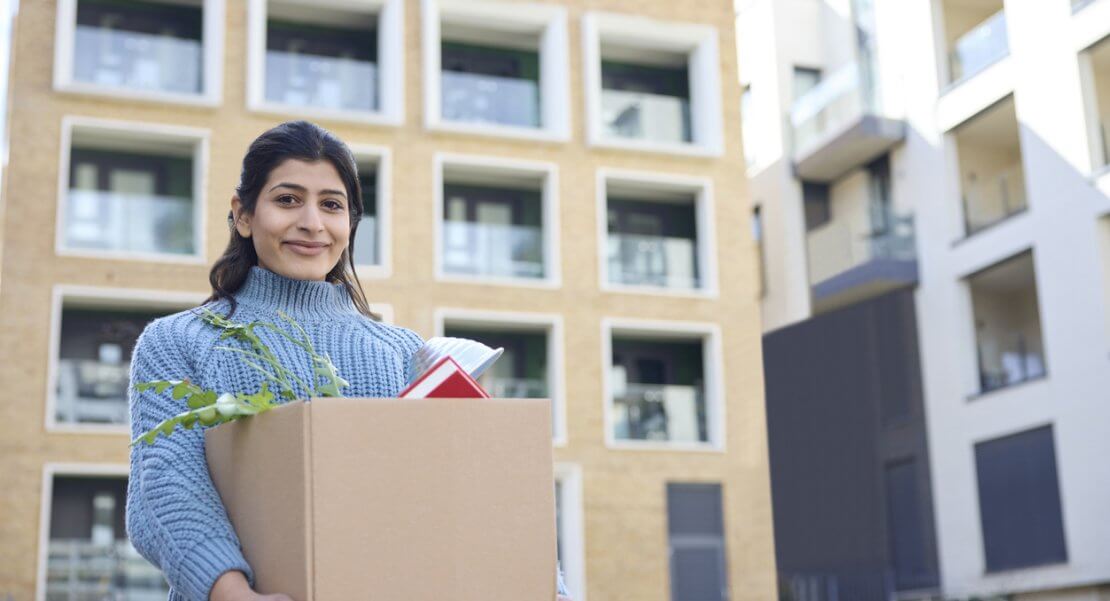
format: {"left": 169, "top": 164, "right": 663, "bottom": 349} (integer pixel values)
{"left": 205, "top": 397, "right": 557, "bottom": 601}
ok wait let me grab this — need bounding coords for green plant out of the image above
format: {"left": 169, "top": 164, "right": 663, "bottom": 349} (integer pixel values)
{"left": 130, "top": 308, "right": 349, "bottom": 446}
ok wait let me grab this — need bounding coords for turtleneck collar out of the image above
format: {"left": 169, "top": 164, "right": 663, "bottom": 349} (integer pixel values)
{"left": 232, "top": 266, "right": 359, "bottom": 321}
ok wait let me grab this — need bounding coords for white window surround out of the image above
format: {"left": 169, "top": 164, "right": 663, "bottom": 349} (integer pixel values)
{"left": 434, "top": 307, "right": 566, "bottom": 447}
{"left": 246, "top": 0, "right": 405, "bottom": 126}
{"left": 433, "top": 152, "right": 562, "bottom": 289}
{"left": 36, "top": 463, "right": 132, "bottom": 601}
{"left": 350, "top": 144, "right": 392, "bottom": 280}
{"left": 600, "top": 317, "right": 726, "bottom": 452}
{"left": 56, "top": 116, "right": 210, "bottom": 265}
{"left": 595, "top": 168, "right": 719, "bottom": 299}
{"left": 554, "top": 462, "right": 587, "bottom": 601}
{"left": 53, "top": 0, "right": 225, "bottom": 107}
{"left": 421, "top": 0, "right": 570, "bottom": 142}
{"left": 44, "top": 285, "right": 207, "bottom": 435}
{"left": 582, "top": 12, "right": 723, "bottom": 157}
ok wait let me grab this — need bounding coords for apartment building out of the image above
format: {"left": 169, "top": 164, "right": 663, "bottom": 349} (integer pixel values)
{"left": 740, "top": 0, "right": 1110, "bottom": 599}
{"left": 0, "top": 1, "right": 775, "bottom": 601}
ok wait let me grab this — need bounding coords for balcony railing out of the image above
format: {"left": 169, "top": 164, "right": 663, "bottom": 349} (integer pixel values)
{"left": 65, "top": 190, "right": 194, "bottom": 255}
{"left": 73, "top": 25, "right": 202, "bottom": 95}
{"left": 601, "top": 89, "right": 691, "bottom": 144}
{"left": 607, "top": 233, "right": 699, "bottom": 290}
{"left": 266, "top": 51, "right": 377, "bottom": 112}
{"left": 805, "top": 214, "right": 915, "bottom": 286}
{"left": 46, "top": 539, "right": 168, "bottom": 601}
{"left": 482, "top": 376, "right": 547, "bottom": 399}
{"left": 962, "top": 165, "right": 1027, "bottom": 234}
{"left": 352, "top": 215, "right": 378, "bottom": 266}
{"left": 948, "top": 10, "right": 1009, "bottom": 84}
{"left": 442, "top": 221, "right": 544, "bottom": 279}
{"left": 977, "top": 331, "right": 1045, "bottom": 393}
{"left": 55, "top": 359, "right": 130, "bottom": 425}
{"left": 441, "top": 71, "right": 540, "bottom": 128}
{"left": 790, "top": 61, "right": 875, "bottom": 155}
{"left": 612, "top": 382, "right": 704, "bottom": 443}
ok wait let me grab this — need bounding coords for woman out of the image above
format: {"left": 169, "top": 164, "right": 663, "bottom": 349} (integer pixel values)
{"left": 125, "top": 121, "right": 571, "bottom": 601}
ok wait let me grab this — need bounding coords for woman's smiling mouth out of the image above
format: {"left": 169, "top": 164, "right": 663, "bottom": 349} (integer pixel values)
{"left": 283, "top": 240, "right": 329, "bottom": 256}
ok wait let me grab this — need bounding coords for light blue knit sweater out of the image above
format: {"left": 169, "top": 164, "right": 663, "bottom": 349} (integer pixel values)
{"left": 125, "top": 266, "right": 569, "bottom": 601}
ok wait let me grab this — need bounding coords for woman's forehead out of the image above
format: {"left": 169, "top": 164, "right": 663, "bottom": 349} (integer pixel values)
{"left": 265, "top": 158, "right": 345, "bottom": 191}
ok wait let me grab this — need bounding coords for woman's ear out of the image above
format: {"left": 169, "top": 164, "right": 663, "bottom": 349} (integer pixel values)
{"left": 230, "top": 195, "right": 251, "bottom": 238}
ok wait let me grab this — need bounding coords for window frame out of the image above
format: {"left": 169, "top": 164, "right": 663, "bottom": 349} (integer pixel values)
{"left": 349, "top": 144, "right": 392, "bottom": 280}
{"left": 53, "top": 0, "right": 225, "bottom": 106}
{"left": 56, "top": 116, "right": 210, "bottom": 264}
{"left": 596, "top": 168, "right": 718, "bottom": 298}
{"left": 433, "top": 152, "right": 561, "bottom": 288}
{"left": 246, "top": 0, "right": 405, "bottom": 126}
{"left": 582, "top": 12, "right": 723, "bottom": 157}
{"left": 434, "top": 307, "right": 566, "bottom": 447}
{"left": 554, "top": 462, "right": 586, "bottom": 601}
{"left": 44, "top": 285, "right": 206, "bottom": 435}
{"left": 422, "top": 0, "right": 570, "bottom": 141}
{"left": 600, "top": 317, "right": 726, "bottom": 452}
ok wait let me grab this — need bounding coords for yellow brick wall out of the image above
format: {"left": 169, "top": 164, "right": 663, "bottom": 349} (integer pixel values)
{"left": 0, "top": 1, "right": 776, "bottom": 600}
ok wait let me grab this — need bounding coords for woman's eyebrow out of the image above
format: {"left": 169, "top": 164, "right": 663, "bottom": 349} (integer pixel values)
{"left": 268, "top": 182, "right": 347, "bottom": 198}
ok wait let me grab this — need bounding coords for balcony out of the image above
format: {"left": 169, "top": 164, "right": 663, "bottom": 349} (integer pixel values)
{"left": 607, "top": 233, "right": 699, "bottom": 290}
{"left": 807, "top": 213, "right": 917, "bottom": 312}
{"left": 47, "top": 539, "right": 167, "bottom": 601}
{"left": 73, "top": 25, "right": 201, "bottom": 95}
{"left": 1082, "top": 33, "right": 1110, "bottom": 173}
{"left": 790, "top": 62, "right": 905, "bottom": 182}
{"left": 612, "top": 383, "right": 704, "bottom": 443}
{"left": 968, "top": 251, "right": 1046, "bottom": 396}
{"left": 601, "top": 89, "right": 691, "bottom": 145}
{"left": 55, "top": 359, "right": 130, "bottom": 425}
{"left": 65, "top": 190, "right": 194, "bottom": 255}
{"left": 953, "top": 96, "right": 1026, "bottom": 235}
{"left": 962, "top": 165, "right": 1027, "bottom": 234}
{"left": 441, "top": 71, "right": 540, "bottom": 128}
{"left": 943, "top": 4, "right": 1008, "bottom": 86}
{"left": 265, "top": 50, "right": 377, "bottom": 112}
{"left": 442, "top": 221, "right": 544, "bottom": 279}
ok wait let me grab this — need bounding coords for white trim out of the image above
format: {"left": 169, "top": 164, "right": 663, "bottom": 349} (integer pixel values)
{"left": 246, "top": 0, "right": 405, "bottom": 126}
{"left": 433, "top": 152, "right": 562, "bottom": 288}
{"left": 581, "top": 12, "right": 723, "bottom": 157}
{"left": 595, "top": 168, "right": 719, "bottom": 298}
{"left": 44, "top": 285, "right": 206, "bottom": 436}
{"left": 434, "top": 307, "right": 567, "bottom": 447}
{"left": 349, "top": 144, "right": 392, "bottom": 280}
{"left": 422, "top": 0, "right": 570, "bottom": 142}
{"left": 53, "top": 0, "right": 224, "bottom": 107}
{"left": 56, "top": 116, "right": 210, "bottom": 265}
{"left": 36, "top": 462, "right": 131, "bottom": 601}
{"left": 600, "top": 316, "right": 726, "bottom": 452}
{"left": 553, "top": 462, "right": 587, "bottom": 601}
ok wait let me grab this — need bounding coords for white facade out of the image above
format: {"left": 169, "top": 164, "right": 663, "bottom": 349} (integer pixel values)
{"left": 739, "top": 0, "right": 1110, "bottom": 598}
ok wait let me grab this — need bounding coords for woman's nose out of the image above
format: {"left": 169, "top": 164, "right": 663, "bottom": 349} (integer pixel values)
{"left": 297, "top": 203, "right": 325, "bottom": 232}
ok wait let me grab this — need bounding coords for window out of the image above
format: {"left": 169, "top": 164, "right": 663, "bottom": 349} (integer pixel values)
{"left": 792, "top": 66, "right": 822, "bottom": 100}
{"left": 802, "top": 182, "right": 831, "bottom": 231}
{"left": 740, "top": 84, "right": 757, "bottom": 168}
{"left": 954, "top": 96, "right": 1027, "bottom": 235}
{"left": 583, "top": 12, "right": 723, "bottom": 155}
{"left": 248, "top": 0, "right": 404, "bottom": 124}
{"left": 752, "top": 205, "right": 766, "bottom": 297}
{"left": 47, "top": 287, "right": 202, "bottom": 431}
{"left": 41, "top": 469, "right": 169, "bottom": 601}
{"left": 440, "top": 310, "right": 564, "bottom": 442}
{"left": 600, "top": 171, "right": 716, "bottom": 295}
{"left": 58, "top": 118, "right": 207, "bottom": 261}
{"left": 967, "top": 251, "right": 1046, "bottom": 394}
{"left": 975, "top": 425, "right": 1068, "bottom": 571}
{"left": 435, "top": 155, "right": 559, "bottom": 286}
{"left": 667, "top": 483, "right": 729, "bottom": 601}
{"left": 939, "top": 0, "right": 1008, "bottom": 85}
{"left": 1079, "top": 34, "right": 1110, "bottom": 173}
{"left": 54, "top": 0, "right": 223, "bottom": 104}
{"left": 350, "top": 147, "right": 390, "bottom": 278}
{"left": 603, "top": 318, "right": 724, "bottom": 449}
{"left": 422, "top": 0, "right": 569, "bottom": 139}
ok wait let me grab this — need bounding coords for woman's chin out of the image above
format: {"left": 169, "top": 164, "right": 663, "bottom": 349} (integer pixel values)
{"left": 265, "top": 256, "right": 332, "bottom": 281}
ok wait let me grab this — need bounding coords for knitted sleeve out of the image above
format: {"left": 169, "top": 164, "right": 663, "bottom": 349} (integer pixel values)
{"left": 125, "top": 315, "right": 254, "bottom": 601}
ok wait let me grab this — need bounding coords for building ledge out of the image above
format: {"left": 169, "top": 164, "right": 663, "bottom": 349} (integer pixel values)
{"left": 793, "top": 114, "right": 906, "bottom": 182}
{"left": 811, "top": 257, "right": 918, "bottom": 314}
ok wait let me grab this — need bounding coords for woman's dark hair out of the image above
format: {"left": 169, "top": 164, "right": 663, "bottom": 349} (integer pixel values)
{"left": 205, "top": 120, "right": 378, "bottom": 320}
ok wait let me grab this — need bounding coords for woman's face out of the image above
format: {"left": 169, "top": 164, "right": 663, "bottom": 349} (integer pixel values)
{"left": 232, "top": 158, "right": 351, "bottom": 282}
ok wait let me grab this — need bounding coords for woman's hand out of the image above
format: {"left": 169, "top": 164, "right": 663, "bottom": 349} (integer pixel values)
{"left": 210, "top": 570, "right": 294, "bottom": 601}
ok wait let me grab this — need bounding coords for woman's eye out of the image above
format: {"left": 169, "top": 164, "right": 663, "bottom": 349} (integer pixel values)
{"left": 323, "top": 200, "right": 344, "bottom": 211}
{"left": 275, "top": 194, "right": 298, "bottom": 205}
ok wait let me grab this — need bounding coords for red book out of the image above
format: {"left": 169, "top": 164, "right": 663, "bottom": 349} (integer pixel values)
{"left": 398, "top": 356, "right": 490, "bottom": 399}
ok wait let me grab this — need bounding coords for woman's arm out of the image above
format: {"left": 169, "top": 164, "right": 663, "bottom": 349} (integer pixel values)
{"left": 125, "top": 317, "right": 256, "bottom": 601}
